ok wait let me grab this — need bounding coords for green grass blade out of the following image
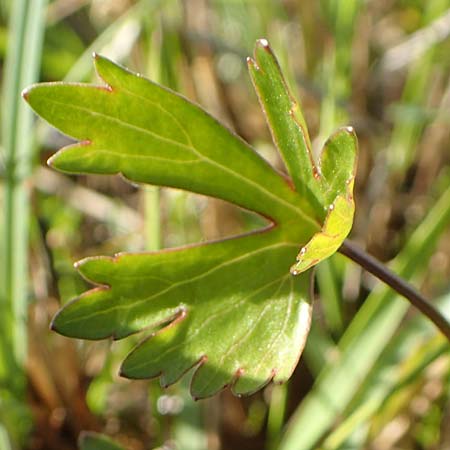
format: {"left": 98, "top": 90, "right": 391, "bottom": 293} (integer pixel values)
{"left": 0, "top": 426, "right": 12, "bottom": 450}
{"left": 2, "top": 0, "right": 47, "bottom": 364}
{"left": 267, "top": 384, "right": 288, "bottom": 450}
{"left": 321, "top": 294, "right": 450, "bottom": 449}
{"left": 0, "top": 0, "right": 47, "bottom": 446}
{"left": 316, "top": 259, "right": 344, "bottom": 334}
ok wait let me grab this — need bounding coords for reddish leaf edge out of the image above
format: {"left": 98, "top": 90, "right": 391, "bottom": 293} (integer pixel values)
{"left": 122, "top": 348, "right": 280, "bottom": 400}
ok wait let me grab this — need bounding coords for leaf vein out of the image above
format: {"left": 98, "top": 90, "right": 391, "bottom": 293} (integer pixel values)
{"left": 61, "top": 242, "right": 298, "bottom": 326}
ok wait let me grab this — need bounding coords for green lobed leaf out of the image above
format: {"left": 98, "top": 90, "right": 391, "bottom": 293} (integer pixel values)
{"left": 24, "top": 40, "right": 357, "bottom": 397}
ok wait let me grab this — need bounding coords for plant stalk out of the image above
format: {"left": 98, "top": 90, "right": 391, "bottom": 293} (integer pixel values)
{"left": 339, "top": 239, "right": 450, "bottom": 342}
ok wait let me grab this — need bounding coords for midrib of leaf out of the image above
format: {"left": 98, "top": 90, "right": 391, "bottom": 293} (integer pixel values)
{"left": 43, "top": 88, "right": 321, "bottom": 230}
{"left": 61, "top": 239, "right": 299, "bottom": 328}
{"left": 91, "top": 148, "right": 199, "bottom": 164}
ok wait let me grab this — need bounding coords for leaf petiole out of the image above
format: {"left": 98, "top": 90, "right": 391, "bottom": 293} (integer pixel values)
{"left": 339, "top": 239, "right": 450, "bottom": 341}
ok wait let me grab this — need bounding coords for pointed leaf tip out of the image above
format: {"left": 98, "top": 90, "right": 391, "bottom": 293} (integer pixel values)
{"left": 21, "top": 87, "right": 30, "bottom": 100}
{"left": 247, "top": 56, "right": 259, "bottom": 70}
{"left": 257, "top": 38, "right": 270, "bottom": 48}
{"left": 46, "top": 154, "right": 56, "bottom": 168}
{"left": 49, "top": 316, "right": 57, "bottom": 332}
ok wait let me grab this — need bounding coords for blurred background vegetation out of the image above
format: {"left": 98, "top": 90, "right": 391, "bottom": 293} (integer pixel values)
{"left": 1, "top": 0, "right": 450, "bottom": 449}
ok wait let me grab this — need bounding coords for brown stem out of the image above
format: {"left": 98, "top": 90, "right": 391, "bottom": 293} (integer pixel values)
{"left": 339, "top": 239, "right": 450, "bottom": 342}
